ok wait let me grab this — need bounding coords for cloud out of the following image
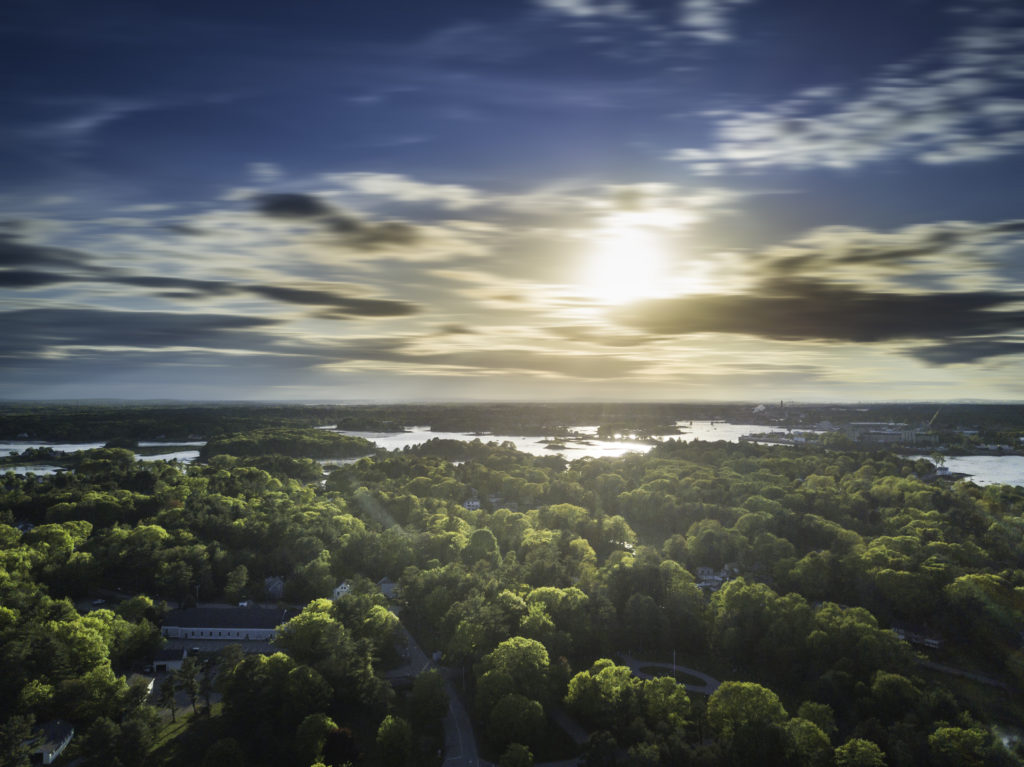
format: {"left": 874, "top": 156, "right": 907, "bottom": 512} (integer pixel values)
{"left": 0, "top": 235, "right": 94, "bottom": 269}
{"left": 0, "top": 308, "right": 281, "bottom": 358}
{"left": 253, "top": 193, "right": 333, "bottom": 219}
{"left": 602, "top": 213, "right": 1024, "bottom": 365}
{"left": 753, "top": 218, "right": 1024, "bottom": 294}
{"left": 252, "top": 191, "right": 423, "bottom": 250}
{"left": 322, "top": 172, "right": 487, "bottom": 211}
{"left": 419, "top": 348, "right": 639, "bottom": 378}
{"left": 324, "top": 215, "right": 421, "bottom": 250}
{"left": 328, "top": 343, "right": 641, "bottom": 379}
{"left": 534, "top": 0, "right": 754, "bottom": 45}
{"left": 0, "top": 270, "right": 74, "bottom": 288}
{"left": 911, "top": 338, "right": 1024, "bottom": 365}
{"left": 163, "top": 222, "right": 206, "bottom": 236}
{"left": 670, "top": 19, "right": 1024, "bottom": 172}
{"left": 0, "top": 235, "right": 420, "bottom": 318}
{"left": 248, "top": 162, "right": 282, "bottom": 183}
{"left": 437, "top": 323, "right": 475, "bottom": 335}
{"left": 615, "top": 280, "right": 1024, "bottom": 348}
{"left": 679, "top": 0, "right": 756, "bottom": 43}
{"left": 28, "top": 99, "right": 156, "bottom": 146}
{"left": 247, "top": 285, "right": 418, "bottom": 317}
{"left": 534, "top": 0, "right": 632, "bottom": 19}
{"left": 548, "top": 324, "right": 662, "bottom": 347}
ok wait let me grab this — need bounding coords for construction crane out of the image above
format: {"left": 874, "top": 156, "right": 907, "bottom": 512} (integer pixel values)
{"left": 928, "top": 407, "right": 941, "bottom": 428}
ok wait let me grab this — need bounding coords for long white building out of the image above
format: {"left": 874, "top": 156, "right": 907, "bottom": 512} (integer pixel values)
{"left": 161, "top": 606, "right": 296, "bottom": 641}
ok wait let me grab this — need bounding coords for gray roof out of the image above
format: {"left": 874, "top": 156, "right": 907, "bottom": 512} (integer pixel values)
{"left": 162, "top": 606, "right": 296, "bottom": 630}
{"left": 154, "top": 647, "right": 186, "bottom": 661}
{"left": 34, "top": 719, "right": 73, "bottom": 749}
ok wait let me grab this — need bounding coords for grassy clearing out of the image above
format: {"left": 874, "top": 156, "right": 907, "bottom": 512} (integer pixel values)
{"left": 149, "top": 703, "right": 224, "bottom": 766}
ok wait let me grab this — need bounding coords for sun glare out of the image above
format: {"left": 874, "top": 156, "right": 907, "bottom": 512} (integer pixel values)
{"left": 584, "top": 225, "right": 667, "bottom": 304}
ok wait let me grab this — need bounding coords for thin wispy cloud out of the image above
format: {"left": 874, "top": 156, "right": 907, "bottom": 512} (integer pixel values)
{"left": 322, "top": 173, "right": 487, "bottom": 211}
{"left": 679, "top": 0, "right": 757, "bottom": 43}
{"left": 670, "top": 17, "right": 1024, "bottom": 172}
{"left": 534, "top": 0, "right": 756, "bottom": 43}
{"left": 534, "top": 0, "right": 632, "bottom": 20}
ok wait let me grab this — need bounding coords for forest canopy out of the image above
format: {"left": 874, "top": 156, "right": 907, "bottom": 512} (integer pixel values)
{"left": 1, "top": 408, "right": 1022, "bottom": 766}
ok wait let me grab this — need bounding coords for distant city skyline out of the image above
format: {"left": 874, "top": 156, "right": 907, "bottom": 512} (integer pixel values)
{"left": 3, "top": 0, "right": 1024, "bottom": 401}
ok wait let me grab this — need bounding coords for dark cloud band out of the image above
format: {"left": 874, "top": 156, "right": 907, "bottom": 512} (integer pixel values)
{"left": 615, "top": 281, "right": 1024, "bottom": 348}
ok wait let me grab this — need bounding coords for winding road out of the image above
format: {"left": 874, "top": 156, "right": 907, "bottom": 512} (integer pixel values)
{"left": 387, "top": 621, "right": 721, "bottom": 767}
{"left": 388, "top": 610, "right": 489, "bottom": 766}
{"left": 440, "top": 668, "right": 486, "bottom": 767}
{"left": 617, "top": 653, "right": 722, "bottom": 695}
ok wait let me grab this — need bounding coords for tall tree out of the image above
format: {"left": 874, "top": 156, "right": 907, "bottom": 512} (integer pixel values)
{"left": 175, "top": 656, "right": 200, "bottom": 714}
{"left": 158, "top": 675, "right": 176, "bottom": 722}
{"left": 376, "top": 714, "right": 412, "bottom": 767}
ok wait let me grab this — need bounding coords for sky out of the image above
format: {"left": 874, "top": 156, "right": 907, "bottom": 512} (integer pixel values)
{"left": 3, "top": 0, "right": 1024, "bottom": 402}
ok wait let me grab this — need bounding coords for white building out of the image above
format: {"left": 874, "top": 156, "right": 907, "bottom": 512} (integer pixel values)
{"left": 31, "top": 720, "right": 74, "bottom": 765}
{"left": 161, "top": 607, "right": 296, "bottom": 641}
{"left": 333, "top": 581, "right": 352, "bottom": 600}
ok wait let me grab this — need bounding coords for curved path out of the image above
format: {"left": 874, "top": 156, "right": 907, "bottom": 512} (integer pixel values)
{"left": 617, "top": 653, "right": 721, "bottom": 695}
{"left": 388, "top": 609, "right": 488, "bottom": 766}
{"left": 440, "top": 666, "right": 488, "bottom": 767}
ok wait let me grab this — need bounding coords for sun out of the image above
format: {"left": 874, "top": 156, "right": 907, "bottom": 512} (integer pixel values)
{"left": 584, "top": 224, "right": 667, "bottom": 304}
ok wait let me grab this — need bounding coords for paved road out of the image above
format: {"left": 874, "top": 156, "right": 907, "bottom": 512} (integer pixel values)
{"left": 387, "top": 610, "right": 489, "bottom": 766}
{"left": 383, "top": 618, "right": 432, "bottom": 681}
{"left": 917, "top": 658, "right": 1009, "bottom": 690}
{"left": 617, "top": 653, "right": 722, "bottom": 695}
{"left": 441, "top": 668, "right": 489, "bottom": 767}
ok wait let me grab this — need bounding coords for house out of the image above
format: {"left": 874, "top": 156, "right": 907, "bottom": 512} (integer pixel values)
{"left": 152, "top": 647, "right": 187, "bottom": 672}
{"left": 462, "top": 498, "right": 481, "bottom": 511}
{"left": 377, "top": 577, "right": 399, "bottom": 600}
{"left": 161, "top": 606, "right": 297, "bottom": 642}
{"left": 695, "top": 564, "right": 739, "bottom": 593}
{"left": 30, "top": 720, "right": 74, "bottom": 765}
{"left": 333, "top": 581, "right": 352, "bottom": 600}
{"left": 263, "top": 576, "right": 285, "bottom": 600}
{"left": 892, "top": 625, "right": 943, "bottom": 650}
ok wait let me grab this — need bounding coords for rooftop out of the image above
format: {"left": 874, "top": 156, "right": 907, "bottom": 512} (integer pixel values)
{"left": 163, "top": 606, "right": 297, "bottom": 630}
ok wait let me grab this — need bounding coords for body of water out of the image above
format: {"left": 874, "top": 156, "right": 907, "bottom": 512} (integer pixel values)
{"left": 334, "top": 420, "right": 782, "bottom": 460}
{"left": 137, "top": 441, "right": 205, "bottom": 448}
{"left": 1, "top": 441, "right": 202, "bottom": 475}
{"left": 141, "top": 450, "right": 201, "bottom": 463}
{"left": 1, "top": 441, "right": 107, "bottom": 454}
{"left": 909, "top": 454, "right": 1024, "bottom": 488}
{"left": 672, "top": 421, "right": 786, "bottom": 443}
{"left": 335, "top": 425, "right": 653, "bottom": 459}
{"left": 3, "top": 465, "right": 65, "bottom": 476}
{"left": 3, "top": 430, "right": 1022, "bottom": 488}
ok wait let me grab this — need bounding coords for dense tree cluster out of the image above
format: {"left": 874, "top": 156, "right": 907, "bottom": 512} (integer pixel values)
{"left": 342, "top": 438, "right": 1023, "bottom": 764}
{"left": 1, "top": 417, "right": 1023, "bottom": 765}
{"left": 200, "top": 429, "right": 375, "bottom": 461}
